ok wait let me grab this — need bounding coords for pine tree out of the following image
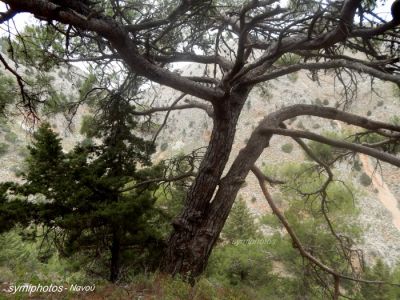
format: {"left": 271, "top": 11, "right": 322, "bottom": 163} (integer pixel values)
{"left": 222, "top": 197, "right": 260, "bottom": 243}
{"left": 2, "top": 104, "right": 163, "bottom": 281}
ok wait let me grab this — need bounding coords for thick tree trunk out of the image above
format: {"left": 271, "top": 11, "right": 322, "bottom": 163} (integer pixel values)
{"left": 161, "top": 90, "right": 251, "bottom": 277}
{"left": 161, "top": 98, "right": 281, "bottom": 278}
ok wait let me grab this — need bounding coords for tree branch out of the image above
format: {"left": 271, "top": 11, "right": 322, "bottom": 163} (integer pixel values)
{"left": 262, "top": 127, "right": 400, "bottom": 167}
{"left": 244, "top": 59, "right": 400, "bottom": 85}
{"left": 3, "top": 0, "right": 224, "bottom": 102}
{"left": 252, "top": 165, "right": 399, "bottom": 286}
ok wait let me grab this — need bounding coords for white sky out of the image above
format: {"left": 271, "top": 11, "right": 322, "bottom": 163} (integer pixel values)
{"left": 0, "top": 0, "right": 394, "bottom": 36}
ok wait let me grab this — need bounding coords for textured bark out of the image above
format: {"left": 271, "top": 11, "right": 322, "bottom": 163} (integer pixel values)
{"left": 161, "top": 103, "right": 400, "bottom": 278}
{"left": 161, "top": 91, "right": 249, "bottom": 277}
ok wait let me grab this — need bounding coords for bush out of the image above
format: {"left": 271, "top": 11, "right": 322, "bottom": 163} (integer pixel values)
{"left": 296, "top": 121, "right": 305, "bottom": 129}
{"left": 287, "top": 72, "right": 298, "bottom": 82}
{"left": 312, "top": 123, "right": 321, "bottom": 129}
{"left": 222, "top": 197, "right": 260, "bottom": 243}
{"left": 359, "top": 172, "right": 372, "bottom": 186}
{"left": 314, "top": 98, "right": 322, "bottom": 106}
{"left": 160, "top": 142, "right": 168, "bottom": 151}
{"left": 80, "top": 115, "right": 98, "bottom": 137}
{"left": 306, "top": 141, "right": 334, "bottom": 163}
{"left": 5, "top": 131, "right": 18, "bottom": 144}
{"left": 390, "top": 115, "right": 400, "bottom": 126}
{"left": 353, "top": 160, "right": 362, "bottom": 172}
{"left": 281, "top": 143, "right": 294, "bottom": 153}
{"left": 17, "top": 147, "right": 29, "bottom": 158}
{"left": 207, "top": 243, "right": 273, "bottom": 287}
{"left": 0, "top": 142, "right": 9, "bottom": 156}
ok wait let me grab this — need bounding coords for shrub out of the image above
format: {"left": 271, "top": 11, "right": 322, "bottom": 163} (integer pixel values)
{"left": 359, "top": 172, "right": 372, "bottom": 186}
{"left": 314, "top": 98, "right": 322, "bottom": 106}
{"left": 17, "top": 147, "right": 29, "bottom": 158}
{"left": 222, "top": 197, "right": 260, "bottom": 243}
{"left": 160, "top": 142, "right": 168, "bottom": 151}
{"left": 323, "top": 99, "right": 329, "bottom": 106}
{"left": 367, "top": 110, "right": 372, "bottom": 116}
{"left": 353, "top": 160, "right": 362, "bottom": 172}
{"left": 390, "top": 115, "right": 400, "bottom": 126}
{"left": 306, "top": 141, "right": 334, "bottom": 163}
{"left": 296, "top": 121, "right": 305, "bottom": 129}
{"left": 0, "top": 142, "right": 8, "bottom": 156}
{"left": 287, "top": 72, "right": 298, "bottom": 82}
{"left": 312, "top": 123, "right": 321, "bottom": 129}
{"left": 5, "top": 131, "right": 18, "bottom": 144}
{"left": 281, "top": 143, "right": 294, "bottom": 153}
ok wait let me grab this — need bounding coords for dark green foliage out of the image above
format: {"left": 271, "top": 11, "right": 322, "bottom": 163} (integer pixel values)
{"left": 312, "top": 123, "right": 321, "bottom": 129}
{"left": 276, "top": 53, "right": 301, "bottom": 65}
{"left": 306, "top": 140, "right": 333, "bottom": 162}
{"left": 315, "top": 98, "right": 323, "bottom": 105}
{"left": 78, "top": 74, "right": 98, "bottom": 107}
{"left": 5, "top": 131, "right": 18, "bottom": 143}
{"left": 80, "top": 115, "right": 98, "bottom": 137}
{"left": 0, "top": 182, "right": 35, "bottom": 233}
{"left": 0, "top": 72, "right": 17, "bottom": 115}
{"left": 353, "top": 159, "right": 362, "bottom": 171}
{"left": 0, "top": 228, "right": 88, "bottom": 284}
{"left": 358, "top": 260, "right": 400, "bottom": 299}
{"left": 160, "top": 142, "right": 168, "bottom": 151}
{"left": 358, "top": 131, "right": 400, "bottom": 154}
{"left": 359, "top": 172, "right": 372, "bottom": 186}
{"left": 207, "top": 243, "right": 274, "bottom": 288}
{"left": 222, "top": 197, "right": 260, "bottom": 243}
{"left": 28, "top": 73, "right": 70, "bottom": 115}
{"left": 0, "top": 142, "right": 8, "bottom": 156}
{"left": 0, "top": 101, "right": 162, "bottom": 281}
{"left": 390, "top": 115, "right": 400, "bottom": 126}
{"left": 305, "top": 132, "right": 346, "bottom": 164}
{"left": 296, "top": 120, "right": 305, "bottom": 129}
{"left": 207, "top": 199, "right": 280, "bottom": 296}
{"left": 7, "top": 25, "right": 65, "bottom": 72}
{"left": 259, "top": 162, "right": 364, "bottom": 298}
{"left": 281, "top": 142, "right": 294, "bottom": 153}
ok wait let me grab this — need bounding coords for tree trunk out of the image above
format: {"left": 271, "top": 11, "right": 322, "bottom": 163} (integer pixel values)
{"left": 161, "top": 90, "right": 251, "bottom": 278}
{"left": 161, "top": 97, "right": 277, "bottom": 278}
{"left": 110, "top": 228, "right": 121, "bottom": 282}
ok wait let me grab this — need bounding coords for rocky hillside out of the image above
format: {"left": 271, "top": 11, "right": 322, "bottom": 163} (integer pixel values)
{"left": 1, "top": 57, "right": 400, "bottom": 267}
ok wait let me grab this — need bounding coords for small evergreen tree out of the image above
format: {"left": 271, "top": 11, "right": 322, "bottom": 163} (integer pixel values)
{"left": 1, "top": 94, "right": 166, "bottom": 282}
{"left": 222, "top": 197, "right": 260, "bottom": 243}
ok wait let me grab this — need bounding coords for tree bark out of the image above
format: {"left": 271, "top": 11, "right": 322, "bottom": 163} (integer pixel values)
{"left": 161, "top": 90, "right": 249, "bottom": 277}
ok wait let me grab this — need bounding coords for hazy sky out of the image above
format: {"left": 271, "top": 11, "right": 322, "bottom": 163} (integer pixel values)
{"left": 0, "top": 0, "right": 394, "bottom": 36}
